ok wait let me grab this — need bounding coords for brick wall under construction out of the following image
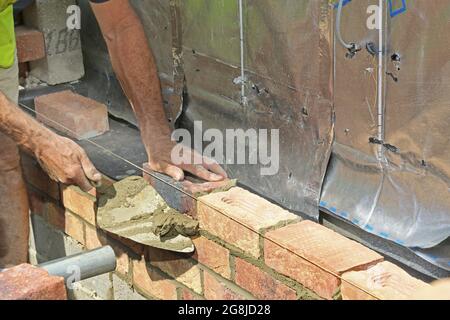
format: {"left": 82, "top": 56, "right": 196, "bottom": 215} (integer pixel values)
{"left": 21, "top": 152, "right": 431, "bottom": 300}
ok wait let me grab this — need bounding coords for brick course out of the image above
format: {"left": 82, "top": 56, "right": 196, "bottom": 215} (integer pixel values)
{"left": 198, "top": 187, "right": 298, "bottom": 258}
{"left": 264, "top": 221, "right": 383, "bottom": 299}
{"left": 21, "top": 157, "right": 433, "bottom": 301}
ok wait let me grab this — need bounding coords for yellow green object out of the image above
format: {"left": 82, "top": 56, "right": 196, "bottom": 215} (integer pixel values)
{"left": 0, "top": 1, "right": 16, "bottom": 69}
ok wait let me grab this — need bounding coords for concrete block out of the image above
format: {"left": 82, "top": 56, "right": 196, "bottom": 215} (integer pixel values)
{"left": 35, "top": 90, "right": 109, "bottom": 140}
{"left": 29, "top": 213, "right": 84, "bottom": 264}
{"left": 70, "top": 273, "right": 113, "bottom": 300}
{"left": 23, "top": 0, "right": 85, "bottom": 84}
{"left": 67, "top": 283, "right": 100, "bottom": 300}
{"left": 112, "top": 274, "right": 146, "bottom": 300}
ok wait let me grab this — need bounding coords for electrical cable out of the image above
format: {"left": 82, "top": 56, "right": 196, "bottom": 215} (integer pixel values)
{"left": 335, "top": 0, "right": 361, "bottom": 58}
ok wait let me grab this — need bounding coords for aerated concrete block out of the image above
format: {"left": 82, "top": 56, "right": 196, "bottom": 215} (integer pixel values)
{"left": 24, "top": 0, "right": 85, "bottom": 85}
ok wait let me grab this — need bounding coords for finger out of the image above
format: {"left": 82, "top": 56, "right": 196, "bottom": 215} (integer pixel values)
{"left": 202, "top": 158, "right": 228, "bottom": 179}
{"left": 161, "top": 163, "right": 184, "bottom": 181}
{"left": 182, "top": 164, "right": 223, "bottom": 182}
{"left": 72, "top": 168, "right": 96, "bottom": 192}
{"left": 79, "top": 150, "right": 102, "bottom": 183}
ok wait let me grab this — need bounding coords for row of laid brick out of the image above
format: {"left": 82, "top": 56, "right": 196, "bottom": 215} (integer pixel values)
{"left": 196, "top": 187, "right": 432, "bottom": 300}
{"left": 22, "top": 153, "right": 431, "bottom": 300}
{"left": 27, "top": 180, "right": 300, "bottom": 300}
{"left": 22, "top": 158, "right": 245, "bottom": 300}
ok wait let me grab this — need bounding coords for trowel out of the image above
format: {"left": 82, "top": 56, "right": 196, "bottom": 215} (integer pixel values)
{"left": 96, "top": 176, "right": 198, "bottom": 253}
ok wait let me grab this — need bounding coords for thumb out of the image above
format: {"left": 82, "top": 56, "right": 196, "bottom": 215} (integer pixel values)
{"left": 80, "top": 151, "right": 102, "bottom": 184}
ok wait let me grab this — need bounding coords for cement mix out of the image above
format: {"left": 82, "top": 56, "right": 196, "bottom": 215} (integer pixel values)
{"left": 97, "top": 176, "right": 199, "bottom": 253}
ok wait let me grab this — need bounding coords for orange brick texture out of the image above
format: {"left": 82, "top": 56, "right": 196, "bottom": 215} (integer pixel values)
{"left": 21, "top": 154, "right": 431, "bottom": 300}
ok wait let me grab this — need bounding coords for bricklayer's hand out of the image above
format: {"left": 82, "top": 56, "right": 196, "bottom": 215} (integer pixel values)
{"left": 34, "top": 134, "right": 102, "bottom": 192}
{"left": 146, "top": 140, "right": 228, "bottom": 184}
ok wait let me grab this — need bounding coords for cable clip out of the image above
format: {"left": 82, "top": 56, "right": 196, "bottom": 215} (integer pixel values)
{"left": 345, "top": 43, "right": 361, "bottom": 59}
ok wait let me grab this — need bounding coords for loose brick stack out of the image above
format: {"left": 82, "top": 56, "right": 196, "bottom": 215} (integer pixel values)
{"left": 21, "top": 153, "right": 431, "bottom": 300}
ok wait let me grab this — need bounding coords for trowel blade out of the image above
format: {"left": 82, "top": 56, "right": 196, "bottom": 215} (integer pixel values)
{"left": 96, "top": 176, "right": 196, "bottom": 253}
{"left": 99, "top": 220, "right": 195, "bottom": 253}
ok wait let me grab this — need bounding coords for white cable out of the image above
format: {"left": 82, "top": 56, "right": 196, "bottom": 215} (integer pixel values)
{"left": 336, "top": 0, "right": 354, "bottom": 50}
{"left": 377, "top": 0, "right": 384, "bottom": 160}
{"left": 238, "top": 0, "right": 246, "bottom": 105}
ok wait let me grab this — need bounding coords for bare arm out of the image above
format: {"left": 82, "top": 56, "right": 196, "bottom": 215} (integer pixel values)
{"left": 90, "top": 0, "right": 227, "bottom": 185}
{"left": 0, "top": 92, "right": 101, "bottom": 191}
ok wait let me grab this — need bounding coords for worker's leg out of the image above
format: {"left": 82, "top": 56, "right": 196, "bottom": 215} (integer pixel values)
{"left": 0, "top": 55, "right": 30, "bottom": 267}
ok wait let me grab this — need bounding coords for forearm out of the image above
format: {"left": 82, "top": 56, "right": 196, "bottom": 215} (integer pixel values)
{"left": 92, "top": 3, "right": 172, "bottom": 153}
{"left": 0, "top": 92, "right": 54, "bottom": 156}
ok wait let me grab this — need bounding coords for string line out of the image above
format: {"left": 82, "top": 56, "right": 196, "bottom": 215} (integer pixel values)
{"left": 18, "top": 101, "right": 381, "bottom": 300}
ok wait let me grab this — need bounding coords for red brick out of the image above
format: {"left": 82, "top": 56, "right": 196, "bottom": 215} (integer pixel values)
{"left": 84, "top": 223, "right": 106, "bottom": 250}
{"left": 182, "top": 288, "right": 204, "bottom": 300}
{"left": 64, "top": 211, "right": 85, "bottom": 245}
{"left": 34, "top": 90, "right": 109, "bottom": 140}
{"left": 132, "top": 258, "right": 178, "bottom": 300}
{"left": 203, "top": 271, "right": 249, "bottom": 300}
{"left": 198, "top": 187, "right": 298, "bottom": 258}
{"left": 192, "top": 237, "right": 230, "bottom": 279}
{"left": 341, "top": 261, "right": 431, "bottom": 300}
{"left": 235, "top": 258, "right": 297, "bottom": 300}
{"left": 84, "top": 225, "right": 130, "bottom": 276}
{"left": 15, "top": 26, "right": 45, "bottom": 63}
{"left": 61, "top": 185, "right": 97, "bottom": 225}
{"left": 0, "top": 264, "right": 67, "bottom": 300}
{"left": 264, "top": 221, "right": 383, "bottom": 299}
{"left": 147, "top": 247, "right": 202, "bottom": 294}
{"left": 21, "top": 154, "right": 60, "bottom": 200}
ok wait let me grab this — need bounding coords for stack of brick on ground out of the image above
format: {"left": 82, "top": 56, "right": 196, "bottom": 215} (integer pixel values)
{"left": 21, "top": 153, "right": 431, "bottom": 300}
